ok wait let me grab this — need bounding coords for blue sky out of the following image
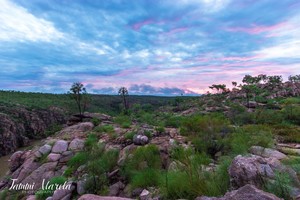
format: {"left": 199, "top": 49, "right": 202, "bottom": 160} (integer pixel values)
{"left": 0, "top": 0, "right": 300, "bottom": 95}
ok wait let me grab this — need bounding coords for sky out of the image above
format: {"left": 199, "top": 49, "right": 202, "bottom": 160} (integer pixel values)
{"left": 0, "top": 0, "right": 300, "bottom": 96}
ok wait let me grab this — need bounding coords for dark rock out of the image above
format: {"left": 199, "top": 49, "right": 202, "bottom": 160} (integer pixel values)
{"left": 0, "top": 106, "right": 66, "bottom": 157}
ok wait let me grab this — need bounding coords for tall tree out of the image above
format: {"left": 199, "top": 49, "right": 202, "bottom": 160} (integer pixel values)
{"left": 69, "top": 82, "right": 87, "bottom": 116}
{"left": 118, "top": 87, "right": 129, "bottom": 112}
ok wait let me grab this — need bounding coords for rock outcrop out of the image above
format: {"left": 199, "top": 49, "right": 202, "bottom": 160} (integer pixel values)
{"left": 196, "top": 184, "right": 282, "bottom": 200}
{"left": 229, "top": 155, "right": 299, "bottom": 190}
{"left": 0, "top": 105, "right": 66, "bottom": 156}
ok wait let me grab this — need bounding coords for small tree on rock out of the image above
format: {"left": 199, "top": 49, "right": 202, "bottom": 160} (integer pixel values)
{"left": 69, "top": 82, "right": 87, "bottom": 116}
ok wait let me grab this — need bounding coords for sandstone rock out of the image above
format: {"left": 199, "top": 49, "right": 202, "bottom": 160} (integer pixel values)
{"left": 47, "top": 153, "right": 61, "bottom": 162}
{"left": 249, "top": 146, "right": 287, "bottom": 160}
{"left": 78, "top": 194, "right": 134, "bottom": 200}
{"left": 133, "top": 135, "right": 149, "bottom": 145}
{"left": 229, "top": 155, "right": 299, "bottom": 190}
{"left": 52, "top": 182, "right": 74, "bottom": 200}
{"left": 39, "top": 144, "right": 52, "bottom": 155}
{"left": 52, "top": 140, "right": 68, "bottom": 153}
{"left": 196, "top": 184, "right": 281, "bottom": 200}
{"left": 140, "top": 189, "right": 150, "bottom": 200}
{"left": 57, "top": 122, "right": 94, "bottom": 138}
{"left": 21, "top": 162, "right": 58, "bottom": 191}
{"left": 26, "top": 195, "right": 36, "bottom": 200}
{"left": 109, "top": 181, "right": 125, "bottom": 196}
{"left": 9, "top": 151, "right": 26, "bottom": 172}
{"left": 69, "top": 138, "right": 85, "bottom": 151}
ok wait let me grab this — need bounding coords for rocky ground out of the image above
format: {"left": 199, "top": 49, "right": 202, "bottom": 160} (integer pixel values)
{"left": 0, "top": 111, "right": 299, "bottom": 200}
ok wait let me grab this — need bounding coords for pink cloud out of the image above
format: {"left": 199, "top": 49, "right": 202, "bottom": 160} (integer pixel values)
{"left": 131, "top": 19, "right": 155, "bottom": 31}
{"left": 226, "top": 22, "right": 286, "bottom": 35}
{"left": 164, "top": 27, "right": 189, "bottom": 35}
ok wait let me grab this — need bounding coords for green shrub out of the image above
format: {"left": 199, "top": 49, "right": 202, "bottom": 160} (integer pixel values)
{"left": 164, "top": 116, "right": 184, "bottom": 128}
{"left": 85, "top": 149, "right": 119, "bottom": 194}
{"left": 114, "top": 115, "right": 131, "bottom": 128}
{"left": 254, "top": 109, "right": 284, "bottom": 125}
{"left": 264, "top": 171, "right": 292, "bottom": 200}
{"left": 272, "top": 124, "right": 300, "bottom": 143}
{"left": 84, "top": 133, "right": 98, "bottom": 151}
{"left": 282, "top": 157, "right": 300, "bottom": 175}
{"left": 161, "top": 171, "right": 193, "bottom": 199}
{"left": 94, "top": 125, "right": 114, "bottom": 133}
{"left": 124, "top": 145, "right": 161, "bottom": 177}
{"left": 228, "top": 125, "right": 274, "bottom": 155}
{"left": 44, "top": 124, "right": 62, "bottom": 136}
{"left": 68, "top": 152, "right": 89, "bottom": 169}
{"left": 181, "top": 114, "right": 230, "bottom": 157}
{"left": 91, "top": 118, "right": 101, "bottom": 126}
{"left": 124, "top": 131, "right": 135, "bottom": 140}
{"left": 36, "top": 176, "right": 67, "bottom": 200}
{"left": 0, "top": 189, "right": 8, "bottom": 200}
{"left": 131, "top": 168, "right": 162, "bottom": 188}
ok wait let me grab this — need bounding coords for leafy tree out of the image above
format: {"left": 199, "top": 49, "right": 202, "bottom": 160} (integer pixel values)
{"left": 267, "top": 75, "right": 283, "bottom": 89}
{"left": 69, "top": 82, "right": 87, "bottom": 116}
{"left": 118, "top": 87, "right": 129, "bottom": 112}
{"left": 288, "top": 75, "right": 300, "bottom": 83}
{"left": 209, "top": 84, "right": 228, "bottom": 94}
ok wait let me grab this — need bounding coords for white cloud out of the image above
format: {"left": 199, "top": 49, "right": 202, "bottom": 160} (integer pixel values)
{"left": 256, "top": 14, "right": 300, "bottom": 59}
{"left": 172, "top": 0, "right": 231, "bottom": 12}
{"left": 0, "top": 0, "right": 63, "bottom": 42}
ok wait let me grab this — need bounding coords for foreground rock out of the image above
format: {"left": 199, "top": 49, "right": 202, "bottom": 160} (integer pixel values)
{"left": 56, "top": 122, "right": 94, "bottom": 139}
{"left": 229, "top": 155, "right": 299, "bottom": 190}
{"left": 78, "top": 194, "right": 134, "bottom": 200}
{"left": 196, "top": 184, "right": 281, "bottom": 200}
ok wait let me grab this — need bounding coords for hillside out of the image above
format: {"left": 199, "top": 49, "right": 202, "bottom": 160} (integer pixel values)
{"left": 0, "top": 76, "right": 300, "bottom": 200}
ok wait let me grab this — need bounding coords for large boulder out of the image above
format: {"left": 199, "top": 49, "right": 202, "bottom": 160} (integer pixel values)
{"left": 196, "top": 184, "right": 281, "bottom": 200}
{"left": 38, "top": 144, "right": 52, "bottom": 155}
{"left": 133, "top": 135, "right": 149, "bottom": 145}
{"left": 249, "top": 146, "right": 287, "bottom": 160}
{"left": 78, "top": 194, "right": 133, "bottom": 200}
{"left": 52, "top": 140, "right": 68, "bottom": 153}
{"left": 57, "top": 122, "right": 94, "bottom": 138}
{"left": 228, "top": 155, "right": 299, "bottom": 190}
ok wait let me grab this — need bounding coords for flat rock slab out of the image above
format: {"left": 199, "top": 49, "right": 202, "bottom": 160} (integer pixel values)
{"left": 78, "top": 195, "right": 133, "bottom": 200}
{"left": 69, "top": 138, "right": 85, "bottom": 151}
{"left": 52, "top": 140, "right": 68, "bottom": 153}
{"left": 196, "top": 184, "right": 281, "bottom": 200}
{"left": 249, "top": 146, "right": 287, "bottom": 160}
{"left": 47, "top": 153, "right": 61, "bottom": 162}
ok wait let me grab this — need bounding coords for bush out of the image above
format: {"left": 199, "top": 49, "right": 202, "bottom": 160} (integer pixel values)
{"left": 272, "top": 124, "right": 300, "bottom": 143}
{"left": 84, "top": 133, "right": 98, "bottom": 151}
{"left": 254, "top": 109, "right": 284, "bottom": 125}
{"left": 36, "top": 176, "right": 67, "bottom": 200}
{"left": 94, "top": 125, "right": 114, "bottom": 134}
{"left": 114, "top": 115, "right": 131, "bottom": 128}
{"left": 264, "top": 171, "right": 293, "bottom": 200}
{"left": 131, "top": 168, "right": 162, "bottom": 188}
{"left": 228, "top": 125, "right": 274, "bottom": 155}
{"left": 282, "top": 157, "right": 300, "bottom": 175}
{"left": 164, "top": 115, "right": 184, "bottom": 128}
{"left": 91, "top": 118, "right": 101, "bottom": 126}
{"left": 181, "top": 114, "right": 230, "bottom": 157}
{"left": 68, "top": 152, "right": 89, "bottom": 169}
{"left": 124, "top": 131, "right": 135, "bottom": 140}
{"left": 123, "top": 145, "right": 162, "bottom": 190}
